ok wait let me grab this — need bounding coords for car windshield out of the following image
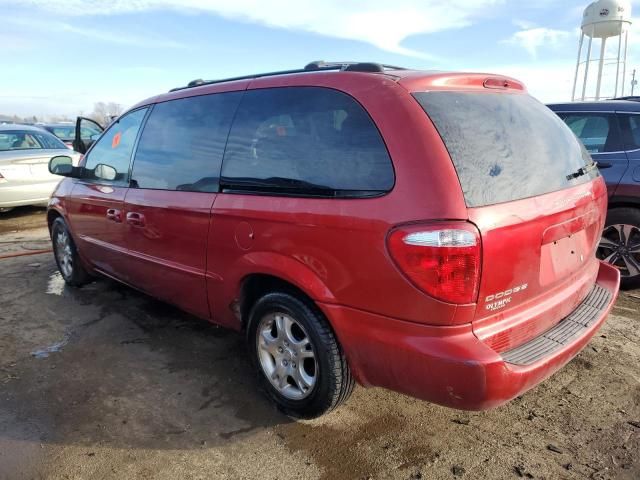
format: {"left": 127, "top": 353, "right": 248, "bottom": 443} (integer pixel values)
{"left": 0, "top": 130, "right": 67, "bottom": 151}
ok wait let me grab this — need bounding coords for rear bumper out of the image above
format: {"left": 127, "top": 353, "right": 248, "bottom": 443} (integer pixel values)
{"left": 322, "top": 260, "right": 620, "bottom": 410}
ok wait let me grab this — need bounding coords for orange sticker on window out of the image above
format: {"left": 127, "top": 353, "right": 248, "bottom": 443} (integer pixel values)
{"left": 112, "top": 132, "right": 122, "bottom": 148}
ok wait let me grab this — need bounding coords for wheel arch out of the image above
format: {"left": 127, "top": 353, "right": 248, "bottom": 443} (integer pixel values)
{"left": 217, "top": 250, "right": 337, "bottom": 330}
{"left": 608, "top": 196, "right": 640, "bottom": 212}
{"left": 238, "top": 273, "right": 328, "bottom": 332}
{"left": 46, "top": 208, "right": 64, "bottom": 233}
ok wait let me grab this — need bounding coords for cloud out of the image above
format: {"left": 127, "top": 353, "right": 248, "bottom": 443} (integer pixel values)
{"left": 513, "top": 19, "right": 536, "bottom": 30}
{"left": 4, "top": 0, "right": 504, "bottom": 57}
{"left": 504, "top": 23, "right": 571, "bottom": 58}
{"left": 6, "top": 17, "right": 186, "bottom": 48}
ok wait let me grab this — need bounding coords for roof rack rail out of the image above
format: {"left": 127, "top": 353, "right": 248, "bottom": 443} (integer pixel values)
{"left": 303, "top": 61, "right": 407, "bottom": 72}
{"left": 169, "top": 61, "right": 406, "bottom": 92}
{"left": 613, "top": 96, "right": 640, "bottom": 102}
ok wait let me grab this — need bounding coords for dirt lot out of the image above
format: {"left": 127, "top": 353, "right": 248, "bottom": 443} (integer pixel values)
{"left": 0, "top": 207, "right": 639, "bottom": 480}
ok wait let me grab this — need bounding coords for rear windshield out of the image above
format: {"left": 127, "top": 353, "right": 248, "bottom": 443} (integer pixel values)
{"left": 413, "top": 92, "right": 597, "bottom": 207}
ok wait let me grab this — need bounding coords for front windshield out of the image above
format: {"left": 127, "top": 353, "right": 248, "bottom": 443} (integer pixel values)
{"left": 0, "top": 130, "right": 67, "bottom": 151}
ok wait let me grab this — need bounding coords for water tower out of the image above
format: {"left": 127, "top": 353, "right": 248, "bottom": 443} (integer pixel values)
{"left": 571, "top": 0, "right": 632, "bottom": 101}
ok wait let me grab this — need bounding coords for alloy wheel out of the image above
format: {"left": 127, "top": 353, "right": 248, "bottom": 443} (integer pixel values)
{"left": 55, "top": 228, "right": 74, "bottom": 278}
{"left": 256, "top": 312, "right": 317, "bottom": 400}
{"left": 597, "top": 224, "right": 640, "bottom": 278}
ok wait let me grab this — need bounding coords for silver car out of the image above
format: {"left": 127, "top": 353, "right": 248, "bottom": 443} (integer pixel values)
{"left": 0, "top": 125, "right": 81, "bottom": 212}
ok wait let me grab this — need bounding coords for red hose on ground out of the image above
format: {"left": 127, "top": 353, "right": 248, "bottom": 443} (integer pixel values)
{"left": 0, "top": 249, "right": 52, "bottom": 260}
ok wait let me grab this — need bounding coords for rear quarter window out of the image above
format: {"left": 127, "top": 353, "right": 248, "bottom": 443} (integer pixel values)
{"left": 221, "top": 86, "right": 394, "bottom": 197}
{"left": 620, "top": 114, "right": 640, "bottom": 150}
{"left": 414, "top": 92, "right": 597, "bottom": 207}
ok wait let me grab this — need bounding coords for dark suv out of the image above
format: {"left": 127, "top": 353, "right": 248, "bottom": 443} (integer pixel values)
{"left": 46, "top": 62, "right": 619, "bottom": 418}
{"left": 548, "top": 101, "right": 640, "bottom": 288}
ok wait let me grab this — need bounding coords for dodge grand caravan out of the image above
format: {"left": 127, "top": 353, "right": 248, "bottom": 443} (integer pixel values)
{"left": 47, "top": 62, "right": 620, "bottom": 418}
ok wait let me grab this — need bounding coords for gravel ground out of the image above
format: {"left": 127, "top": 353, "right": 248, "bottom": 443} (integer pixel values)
{"left": 0, "top": 209, "right": 638, "bottom": 480}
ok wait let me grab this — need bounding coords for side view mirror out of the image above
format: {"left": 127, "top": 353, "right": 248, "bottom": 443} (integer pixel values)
{"left": 49, "top": 155, "right": 74, "bottom": 176}
{"left": 94, "top": 163, "right": 117, "bottom": 181}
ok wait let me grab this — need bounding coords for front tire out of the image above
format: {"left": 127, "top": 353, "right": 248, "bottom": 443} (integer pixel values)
{"left": 247, "top": 292, "right": 354, "bottom": 419}
{"left": 51, "top": 217, "right": 91, "bottom": 287}
{"left": 597, "top": 207, "right": 640, "bottom": 289}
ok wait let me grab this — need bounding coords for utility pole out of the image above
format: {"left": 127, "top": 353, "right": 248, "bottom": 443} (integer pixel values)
{"left": 632, "top": 69, "right": 637, "bottom": 96}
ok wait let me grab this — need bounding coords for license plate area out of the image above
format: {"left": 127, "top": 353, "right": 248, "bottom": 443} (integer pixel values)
{"left": 540, "top": 233, "right": 589, "bottom": 285}
{"left": 539, "top": 210, "right": 600, "bottom": 286}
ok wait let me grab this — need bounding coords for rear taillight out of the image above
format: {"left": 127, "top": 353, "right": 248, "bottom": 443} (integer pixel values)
{"left": 0, "top": 171, "right": 5, "bottom": 183}
{"left": 387, "top": 222, "right": 481, "bottom": 304}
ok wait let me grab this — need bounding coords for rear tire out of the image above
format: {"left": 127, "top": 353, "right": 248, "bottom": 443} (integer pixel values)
{"left": 247, "top": 292, "right": 354, "bottom": 419}
{"left": 597, "top": 207, "right": 640, "bottom": 290}
{"left": 51, "top": 217, "right": 91, "bottom": 287}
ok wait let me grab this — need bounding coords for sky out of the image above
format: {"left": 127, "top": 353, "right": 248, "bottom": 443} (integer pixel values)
{"left": 1, "top": 0, "right": 640, "bottom": 118}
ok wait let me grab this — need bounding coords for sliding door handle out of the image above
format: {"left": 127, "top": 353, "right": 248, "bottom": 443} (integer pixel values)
{"left": 106, "top": 208, "right": 122, "bottom": 222}
{"left": 126, "top": 212, "right": 146, "bottom": 227}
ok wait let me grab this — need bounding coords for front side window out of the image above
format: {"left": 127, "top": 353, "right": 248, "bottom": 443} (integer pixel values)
{"left": 131, "top": 92, "right": 242, "bottom": 192}
{"left": 561, "top": 113, "right": 622, "bottom": 153}
{"left": 83, "top": 108, "right": 147, "bottom": 185}
{"left": 221, "top": 87, "right": 394, "bottom": 197}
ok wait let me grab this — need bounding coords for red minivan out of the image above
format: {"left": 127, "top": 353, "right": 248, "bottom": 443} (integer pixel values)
{"left": 47, "top": 62, "right": 620, "bottom": 418}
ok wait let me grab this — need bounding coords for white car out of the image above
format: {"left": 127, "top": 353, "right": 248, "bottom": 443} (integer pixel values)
{"left": 0, "top": 125, "right": 81, "bottom": 213}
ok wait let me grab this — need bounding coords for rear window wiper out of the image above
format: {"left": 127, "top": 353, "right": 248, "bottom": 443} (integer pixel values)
{"left": 566, "top": 161, "right": 598, "bottom": 181}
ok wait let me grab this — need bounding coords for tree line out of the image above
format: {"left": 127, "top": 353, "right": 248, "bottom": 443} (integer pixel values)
{"left": 0, "top": 102, "right": 124, "bottom": 126}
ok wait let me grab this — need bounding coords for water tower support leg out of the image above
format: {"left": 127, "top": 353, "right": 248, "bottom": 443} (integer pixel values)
{"left": 582, "top": 28, "right": 594, "bottom": 101}
{"left": 615, "top": 32, "right": 623, "bottom": 98}
{"left": 622, "top": 29, "right": 629, "bottom": 96}
{"left": 595, "top": 37, "right": 607, "bottom": 101}
{"left": 572, "top": 33, "right": 584, "bottom": 101}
